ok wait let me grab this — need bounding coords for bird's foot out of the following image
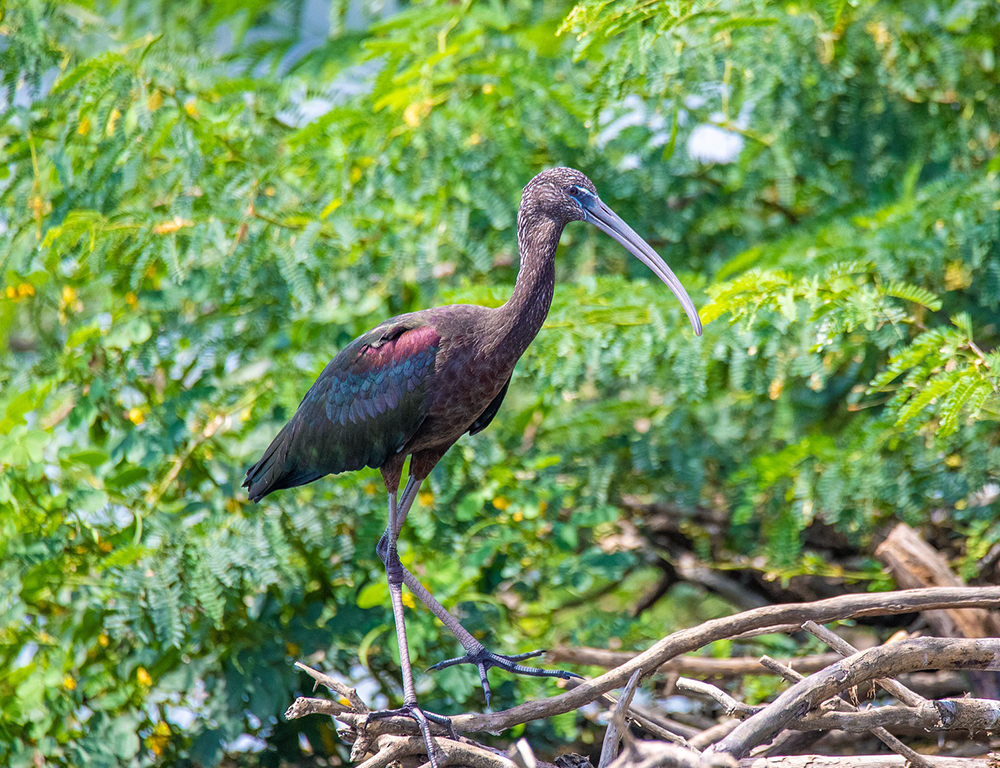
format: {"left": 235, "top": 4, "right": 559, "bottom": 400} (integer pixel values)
{"left": 366, "top": 703, "right": 456, "bottom": 768}
{"left": 427, "top": 648, "right": 582, "bottom": 710}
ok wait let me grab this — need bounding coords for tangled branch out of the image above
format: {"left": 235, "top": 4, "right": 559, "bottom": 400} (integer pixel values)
{"left": 285, "top": 586, "right": 1000, "bottom": 768}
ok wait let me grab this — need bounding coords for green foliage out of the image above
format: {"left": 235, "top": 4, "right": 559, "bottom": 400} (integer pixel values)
{"left": 1, "top": 0, "right": 998, "bottom": 765}
{"left": 871, "top": 314, "right": 1000, "bottom": 436}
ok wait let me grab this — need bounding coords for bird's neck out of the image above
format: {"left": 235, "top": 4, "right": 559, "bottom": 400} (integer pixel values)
{"left": 488, "top": 212, "right": 562, "bottom": 361}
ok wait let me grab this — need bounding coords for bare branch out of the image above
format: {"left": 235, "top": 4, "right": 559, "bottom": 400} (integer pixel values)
{"left": 294, "top": 661, "right": 369, "bottom": 712}
{"left": 565, "top": 677, "right": 697, "bottom": 746}
{"left": 674, "top": 679, "right": 760, "bottom": 719}
{"left": 285, "top": 695, "right": 352, "bottom": 719}
{"left": 446, "top": 587, "right": 1000, "bottom": 734}
{"left": 608, "top": 739, "right": 732, "bottom": 768}
{"left": 686, "top": 720, "right": 741, "bottom": 750}
{"left": 757, "top": 656, "right": 932, "bottom": 767}
{"left": 708, "top": 637, "right": 1000, "bottom": 760}
{"left": 801, "top": 621, "right": 928, "bottom": 707}
{"left": 354, "top": 735, "right": 516, "bottom": 768}
{"left": 738, "top": 757, "right": 995, "bottom": 767}
{"left": 757, "top": 657, "right": 803, "bottom": 684}
{"left": 599, "top": 671, "right": 643, "bottom": 768}
{"left": 793, "top": 697, "right": 1000, "bottom": 732}
{"left": 547, "top": 648, "right": 844, "bottom": 677}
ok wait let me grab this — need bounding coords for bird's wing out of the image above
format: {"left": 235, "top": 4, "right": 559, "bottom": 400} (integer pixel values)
{"left": 468, "top": 374, "right": 511, "bottom": 436}
{"left": 243, "top": 319, "right": 440, "bottom": 502}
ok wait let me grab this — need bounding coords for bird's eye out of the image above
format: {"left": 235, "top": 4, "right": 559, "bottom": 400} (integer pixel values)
{"left": 567, "top": 184, "right": 593, "bottom": 209}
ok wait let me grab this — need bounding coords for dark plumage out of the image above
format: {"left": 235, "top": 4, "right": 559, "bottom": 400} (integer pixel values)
{"left": 243, "top": 167, "right": 702, "bottom": 766}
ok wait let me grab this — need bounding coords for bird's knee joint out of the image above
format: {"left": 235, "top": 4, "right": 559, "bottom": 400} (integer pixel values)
{"left": 386, "top": 560, "right": 404, "bottom": 585}
{"left": 375, "top": 535, "right": 389, "bottom": 563}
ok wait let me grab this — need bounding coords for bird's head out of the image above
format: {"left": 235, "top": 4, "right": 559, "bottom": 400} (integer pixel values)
{"left": 522, "top": 167, "right": 703, "bottom": 336}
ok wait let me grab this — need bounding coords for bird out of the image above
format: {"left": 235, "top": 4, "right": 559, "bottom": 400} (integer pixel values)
{"left": 243, "top": 167, "right": 702, "bottom": 766}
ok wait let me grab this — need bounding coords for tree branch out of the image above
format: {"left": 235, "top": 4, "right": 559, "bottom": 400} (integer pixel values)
{"left": 547, "top": 648, "right": 844, "bottom": 677}
{"left": 708, "top": 637, "right": 1000, "bottom": 760}
{"left": 448, "top": 588, "right": 1000, "bottom": 734}
{"left": 792, "top": 697, "right": 1000, "bottom": 732}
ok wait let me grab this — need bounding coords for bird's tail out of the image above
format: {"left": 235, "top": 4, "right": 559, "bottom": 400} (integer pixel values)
{"left": 243, "top": 421, "right": 292, "bottom": 502}
{"left": 243, "top": 419, "right": 327, "bottom": 502}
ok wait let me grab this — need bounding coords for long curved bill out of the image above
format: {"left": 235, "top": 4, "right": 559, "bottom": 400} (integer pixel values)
{"left": 588, "top": 201, "right": 703, "bottom": 336}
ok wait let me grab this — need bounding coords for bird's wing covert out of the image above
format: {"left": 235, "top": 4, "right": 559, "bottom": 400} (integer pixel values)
{"left": 468, "top": 374, "right": 511, "bottom": 435}
{"left": 243, "top": 321, "right": 440, "bottom": 501}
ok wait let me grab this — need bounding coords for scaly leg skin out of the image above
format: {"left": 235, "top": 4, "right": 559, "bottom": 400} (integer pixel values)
{"left": 377, "top": 478, "right": 582, "bottom": 710}
{"left": 368, "top": 491, "right": 452, "bottom": 768}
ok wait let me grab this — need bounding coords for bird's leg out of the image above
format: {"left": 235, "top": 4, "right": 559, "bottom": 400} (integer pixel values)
{"left": 367, "top": 490, "right": 453, "bottom": 768}
{"left": 377, "top": 478, "right": 581, "bottom": 710}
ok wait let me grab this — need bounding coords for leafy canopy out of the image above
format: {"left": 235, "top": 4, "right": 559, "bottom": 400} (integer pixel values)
{"left": 1, "top": 0, "right": 998, "bottom": 764}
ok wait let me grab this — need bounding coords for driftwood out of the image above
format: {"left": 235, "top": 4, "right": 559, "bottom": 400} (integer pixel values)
{"left": 286, "top": 587, "right": 1000, "bottom": 768}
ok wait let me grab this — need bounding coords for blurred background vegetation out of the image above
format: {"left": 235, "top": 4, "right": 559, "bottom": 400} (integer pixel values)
{"left": 1, "top": 0, "right": 998, "bottom": 765}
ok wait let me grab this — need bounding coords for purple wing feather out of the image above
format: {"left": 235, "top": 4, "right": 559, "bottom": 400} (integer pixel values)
{"left": 243, "top": 320, "right": 440, "bottom": 502}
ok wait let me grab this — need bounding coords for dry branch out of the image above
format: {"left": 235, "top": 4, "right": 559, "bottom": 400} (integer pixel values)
{"left": 608, "top": 739, "right": 734, "bottom": 768}
{"left": 546, "top": 648, "right": 845, "bottom": 677}
{"left": 353, "top": 734, "right": 517, "bottom": 768}
{"left": 295, "top": 661, "right": 369, "bottom": 712}
{"left": 792, "top": 698, "right": 1000, "bottom": 732}
{"left": 599, "top": 671, "right": 644, "bottom": 768}
{"left": 564, "top": 677, "right": 699, "bottom": 744}
{"left": 756, "top": 655, "right": 930, "bottom": 767}
{"left": 875, "top": 524, "right": 1000, "bottom": 638}
{"left": 674, "top": 679, "right": 760, "bottom": 719}
{"left": 708, "top": 637, "right": 1000, "bottom": 760}
{"left": 802, "top": 620, "right": 928, "bottom": 707}
{"left": 738, "top": 758, "right": 996, "bottom": 767}
{"left": 448, "top": 588, "right": 1000, "bottom": 734}
{"left": 285, "top": 588, "right": 1000, "bottom": 768}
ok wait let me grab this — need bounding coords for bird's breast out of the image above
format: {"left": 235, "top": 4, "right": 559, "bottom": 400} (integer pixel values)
{"left": 418, "top": 346, "right": 512, "bottom": 444}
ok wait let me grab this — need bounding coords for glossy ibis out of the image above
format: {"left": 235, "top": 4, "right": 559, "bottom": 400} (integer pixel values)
{"left": 244, "top": 167, "right": 702, "bottom": 764}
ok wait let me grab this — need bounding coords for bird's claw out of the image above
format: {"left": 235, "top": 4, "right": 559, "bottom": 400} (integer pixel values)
{"left": 427, "top": 648, "right": 582, "bottom": 710}
{"left": 366, "top": 702, "right": 458, "bottom": 764}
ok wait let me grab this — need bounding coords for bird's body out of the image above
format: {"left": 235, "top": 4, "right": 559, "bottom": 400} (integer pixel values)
{"left": 245, "top": 187, "right": 560, "bottom": 499}
{"left": 244, "top": 304, "right": 521, "bottom": 498}
{"left": 244, "top": 168, "right": 702, "bottom": 766}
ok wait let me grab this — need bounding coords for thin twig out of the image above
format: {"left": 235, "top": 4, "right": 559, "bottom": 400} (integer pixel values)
{"left": 687, "top": 720, "right": 741, "bottom": 750}
{"left": 599, "top": 670, "right": 642, "bottom": 768}
{"left": 294, "top": 661, "right": 369, "bottom": 712}
{"left": 565, "top": 676, "right": 697, "bottom": 745}
{"left": 801, "top": 621, "right": 928, "bottom": 707}
{"left": 757, "top": 656, "right": 803, "bottom": 684}
{"left": 674, "top": 679, "right": 761, "bottom": 719}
